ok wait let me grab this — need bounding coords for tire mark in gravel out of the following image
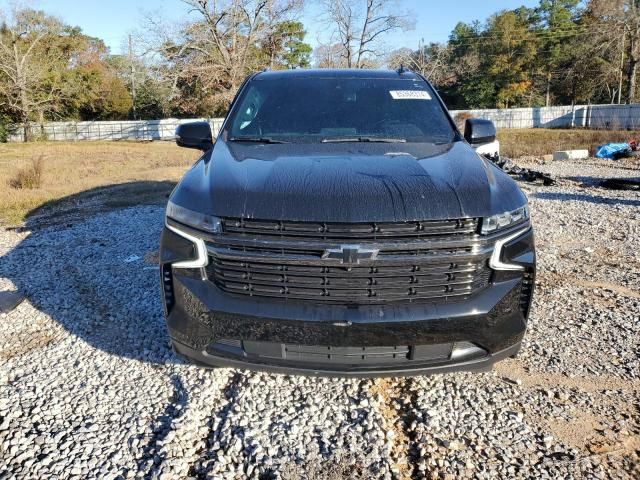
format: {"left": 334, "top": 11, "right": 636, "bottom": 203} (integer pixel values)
{"left": 136, "top": 373, "right": 188, "bottom": 477}
{"left": 188, "top": 371, "right": 250, "bottom": 479}
{"left": 135, "top": 369, "right": 236, "bottom": 479}
{"left": 370, "top": 378, "right": 420, "bottom": 480}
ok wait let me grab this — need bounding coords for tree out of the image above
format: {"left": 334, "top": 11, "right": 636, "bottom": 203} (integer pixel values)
{"left": 442, "top": 21, "right": 497, "bottom": 108}
{"left": 263, "top": 20, "right": 311, "bottom": 69}
{"left": 319, "top": 0, "right": 414, "bottom": 68}
{"left": 75, "top": 64, "right": 133, "bottom": 120}
{"left": 484, "top": 9, "right": 538, "bottom": 108}
{"left": 589, "top": 0, "right": 640, "bottom": 103}
{"left": 0, "top": 7, "right": 137, "bottom": 135}
{"left": 105, "top": 53, "right": 171, "bottom": 119}
{"left": 61, "top": 40, "right": 134, "bottom": 120}
{"left": 535, "top": 0, "right": 582, "bottom": 105}
{"left": 142, "top": 0, "right": 304, "bottom": 115}
{"left": 544, "top": 5, "right": 620, "bottom": 105}
{"left": 0, "top": 8, "right": 65, "bottom": 140}
{"left": 625, "top": 1, "right": 640, "bottom": 102}
{"left": 387, "top": 41, "right": 454, "bottom": 86}
{"left": 313, "top": 42, "right": 346, "bottom": 68}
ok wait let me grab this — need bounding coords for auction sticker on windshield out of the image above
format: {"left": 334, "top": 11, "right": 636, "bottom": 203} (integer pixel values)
{"left": 389, "top": 90, "right": 432, "bottom": 100}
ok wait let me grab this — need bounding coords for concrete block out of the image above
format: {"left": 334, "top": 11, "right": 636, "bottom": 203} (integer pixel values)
{"left": 553, "top": 149, "right": 589, "bottom": 161}
{"left": 542, "top": 154, "right": 554, "bottom": 162}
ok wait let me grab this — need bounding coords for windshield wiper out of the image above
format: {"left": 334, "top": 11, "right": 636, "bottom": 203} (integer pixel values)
{"left": 228, "top": 136, "right": 289, "bottom": 144}
{"left": 322, "top": 136, "right": 406, "bottom": 143}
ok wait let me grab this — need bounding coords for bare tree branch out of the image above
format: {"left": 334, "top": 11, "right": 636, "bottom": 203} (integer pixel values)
{"left": 320, "top": 0, "right": 414, "bottom": 68}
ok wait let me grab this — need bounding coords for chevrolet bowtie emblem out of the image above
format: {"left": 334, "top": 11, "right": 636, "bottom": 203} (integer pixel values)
{"left": 322, "top": 245, "right": 379, "bottom": 264}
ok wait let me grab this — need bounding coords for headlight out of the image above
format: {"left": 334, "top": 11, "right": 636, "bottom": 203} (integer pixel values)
{"left": 164, "top": 200, "right": 217, "bottom": 269}
{"left": 481, "top": 205, "right": 529, "bottom": 234}
{"left": 166, "top": 200, "right": 222, "bottom": 233}
{"left": 489, "top": 227, "right": 530, "bottom": 271}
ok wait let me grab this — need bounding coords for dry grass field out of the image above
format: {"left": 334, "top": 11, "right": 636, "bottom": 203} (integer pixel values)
{"left": 0, "top": 141, "right": 199, "bottom": 225}
{"left": 497, "top": 128, "right": 639, "bottom": 158}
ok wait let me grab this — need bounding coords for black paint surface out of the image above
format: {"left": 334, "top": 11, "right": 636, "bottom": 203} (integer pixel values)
{"left": 171, "top": 140, "right": 527, "bottom": 223}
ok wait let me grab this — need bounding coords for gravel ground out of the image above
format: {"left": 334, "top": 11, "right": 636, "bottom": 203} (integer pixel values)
{"left": 0, "top": 158, "right": 639, "bottom": 479}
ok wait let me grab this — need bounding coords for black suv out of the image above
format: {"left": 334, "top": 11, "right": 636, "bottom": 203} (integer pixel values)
{"left": 160, "top": 69, "right": 535, "bottom": 377}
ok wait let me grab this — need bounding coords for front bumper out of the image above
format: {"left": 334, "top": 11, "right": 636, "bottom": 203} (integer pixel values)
{"left": 160, "top": 223, "right": 535, "bottom": 377}
{"left": 163, "top": 268, "right": 530, "bottom": 377}
{"left": 171, "top": 337, "right": 522, "bottom": 378}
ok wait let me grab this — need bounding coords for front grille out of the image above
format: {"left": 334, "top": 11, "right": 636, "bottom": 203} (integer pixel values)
{"left": 205, "top": 217, "right": 492, "bottom": 305}
{"left": 284, "top": 344, "right": 412, "bottom": 364}
{"left": 208, "top": 340, "right": 459, "bottom": 367}
{"left": 215, "top": 243, "right": 474, "bottom": 258}
{"left": 206, "top": 257, "right": 490, "bottom": 303}
{"left": 221, "top": 217, "right": 479, "bottom": 241}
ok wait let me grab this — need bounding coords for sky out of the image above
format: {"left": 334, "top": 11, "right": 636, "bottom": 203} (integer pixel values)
{"left": 19, "top": 0, "right": 540, "bottom": 55}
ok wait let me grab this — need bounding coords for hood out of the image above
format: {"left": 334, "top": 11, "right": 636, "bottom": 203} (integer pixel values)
{"left": 170, "top": 140, "right": 527, "bottom": 223}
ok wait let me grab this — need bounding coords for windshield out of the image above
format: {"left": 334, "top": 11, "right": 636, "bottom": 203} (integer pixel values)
{"left": 226, "top": 76, "right": 456, "bottom": 144}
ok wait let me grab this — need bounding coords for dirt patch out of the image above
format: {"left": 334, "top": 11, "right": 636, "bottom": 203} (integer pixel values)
{"left": 495, "top": 358, "right": 640, "bottom": 465}
{"left": 569, "top": 436, "right": 640, "bottom": 476}
{"left": 0, "top": 309, "right": 63, "bottom": 361}
{"left": 538, "top": 270, "right": 640, "bottom": 300}
{"left": 573, "top": 279, "right": 640, "bottom": 300}
{"left": 494, "top": 358, "right": 640, "bottom": 393}
{"left": 588, "top": 435, "right": 640, "bottom": 456}
{"left": 544, "top": 409, "right": 604, "bottom": 451}
{"left": 1, "top": 331, "right": 59, "bottom": 360}
{"left": 369, "top": 378, "right": 416, "bottom": 479}
{"left": 279, "top": 458, "right": 370, "bottom": 480}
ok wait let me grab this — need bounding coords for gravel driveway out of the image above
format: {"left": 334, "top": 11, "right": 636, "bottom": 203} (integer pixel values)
{"left": 1, "top": 159, "right": 639, "bottom": 479}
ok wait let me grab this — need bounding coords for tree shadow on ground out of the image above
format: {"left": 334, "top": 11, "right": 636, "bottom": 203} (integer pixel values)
{"left": 0, "top": 181, "right": 180, "bottom": 365}
{"left": 532, "top": 190, "right": 640, "bottom": 208}
{"left": 15, "top": 180, "right": 177, "bottom": 231}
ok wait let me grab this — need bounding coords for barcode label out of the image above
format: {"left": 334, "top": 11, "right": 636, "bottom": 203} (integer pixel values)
{"left": 389, "top": 90, "right": 432, "bottom": 100}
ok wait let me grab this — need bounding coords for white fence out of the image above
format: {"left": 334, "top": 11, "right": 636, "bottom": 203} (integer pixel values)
{"left": 7, "top": 118, "right": 226, "bottom": 143}
{"left": 450, "top": 103, "right": 640, "bottom": 130}
{"left": 7, "top": 103, "right": 640, "bottom": 142}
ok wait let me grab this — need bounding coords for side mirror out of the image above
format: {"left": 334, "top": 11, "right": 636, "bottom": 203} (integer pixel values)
{"left": 464, "top": 118, "right": 496, "bottom": 145}
{"left": 175, "top": 122, "right": 213, "bottom": 150}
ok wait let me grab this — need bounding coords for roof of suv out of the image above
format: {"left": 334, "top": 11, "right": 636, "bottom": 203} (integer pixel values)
{"left": 253, "top": 68, "right": 422, "bottom": 81}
